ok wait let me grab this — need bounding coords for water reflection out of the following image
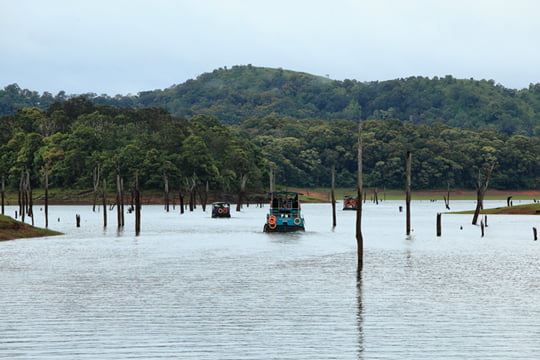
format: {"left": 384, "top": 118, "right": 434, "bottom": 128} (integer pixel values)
{"left": 356, "top": 268, "right": 364, "bottom": 360}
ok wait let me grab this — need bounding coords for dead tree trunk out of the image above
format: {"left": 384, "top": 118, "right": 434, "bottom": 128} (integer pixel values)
{"left": 472, "top": 163, "right": 495, "bottom": 225}
{"left": 405, "top": 151, "right": 412, "bottom": 236}
{"left": 26, "top": 171, "right": 34, "bottom": 226}
{"left": 356, "top": 122, "right": 364, "bottom": 271}
{"left": 120, "top": 178, "right": 125, "bottom": 227}
{"left": 200, "top": 181, "right": 209, "bottom": 212}
{"left": 444, "top": 182, "right": 451, "bottom": 210}
{"left": 116, "top": 170, "right": 123, "bottom": 228}
{"left": 44, "top": 168, "right": 49, "bottom": 228}
{"left": 134, "top": 173, "right": 141, "bottom": 235}
{"left": 188, "top": 178, "right": 195, "bottom": 212}
{"left": 331, "top": 164, "right": 336, "bottom": 227}
{"left": 236, "top": 175, "right": 248, "bottom": 212}
{"left": 18, "top": 170, "right": 24, "bottom": 221}
{"left": 179, "top": 190, "right": 185, "bottom": 214}
{"left": 163, "top": 171, "right": 170, "bottom": 212}
{"left": 1, "top": 173, "right": 5, "bottom": 216}
{"left": 102, "top": 178, "right": 107, "bottom": 228}
{"left": 93, "top": 165, "right": 100, "bottom": 212}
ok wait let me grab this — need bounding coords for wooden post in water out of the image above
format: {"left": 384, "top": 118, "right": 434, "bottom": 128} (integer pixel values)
{"left": 134, "top": 173, "right": 141, "bottom": 235}
{"left": 44, "top": 167, "right": 49, "bottom": 228}
{"left": 179, "top": 190, "right": 184, "bottom": 214}
{"left": 480, "top": 219, "right": 485, "bottom": 237}
{"left": 533, "top": 227, "right": 537, "bottom": 241}
{"left": 406, "top": 151, "right": 412, "bottom": 236}
{"left": 331, "top": 164, "right": 336, "bottom": 228}
{"left": 76, "top": 214, "right": 81, "bottom": 227}
{"left": 436, "top": 213, "right": 442, "bottom": 237}
{"left": 102, "top": 178, "right": 107, "bottom": 228}
{"left": 18, "top": 170, "right": 24, "bottom": 221}
{"left": 203, "top": 181, "right": 209, "bottom": 212}
{"left": 120, "top": 178, "right": 125, "bottom": 227}
{"left": 1, "top": 173, "right": 5, "bottom": 215}
{"left": 356, "top": 122, "right": 364, "bottom": 271}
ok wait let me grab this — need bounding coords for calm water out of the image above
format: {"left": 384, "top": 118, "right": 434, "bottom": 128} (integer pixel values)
{"left": 1, "top": 200, "right": 539, "bottom": 359}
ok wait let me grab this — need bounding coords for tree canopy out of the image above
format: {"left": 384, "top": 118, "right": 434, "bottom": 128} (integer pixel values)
{"left": 1, "top": 66, "right": 539, "bottom": 193}
{"left": 3, "top": 65, "right": 540, "bottom": 135}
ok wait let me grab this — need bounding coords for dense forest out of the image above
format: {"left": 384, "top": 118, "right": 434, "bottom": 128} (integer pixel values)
{"left": 0, "top": 65, "right": 539, "bottom": 193}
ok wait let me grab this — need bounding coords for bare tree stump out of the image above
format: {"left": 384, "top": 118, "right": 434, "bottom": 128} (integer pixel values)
{"left": 436, "top": 213, "right": 442, "bottom": 237}
{"left": 356, "top": 121, "right": 364, "bottom": 271}
{"left": 331, "top": 165, "right": 336, "bottom": 227}
{"left": 406, "top": 151, "right": 412, "bottom": 235}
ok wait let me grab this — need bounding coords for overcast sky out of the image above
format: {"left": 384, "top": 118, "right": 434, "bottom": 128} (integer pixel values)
{"left": 1, "top": 0, "right": 539, "bottom": 96}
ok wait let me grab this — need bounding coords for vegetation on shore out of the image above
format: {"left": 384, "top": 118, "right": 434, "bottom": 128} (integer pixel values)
{"left": 1, "top": 188, "right": 539, "bottom": 206}
{"left": 0, "top": 214, "right": 62, "bottom": 241}
{"left": 1, "top": 65, "right": 539, "bottom": 196}
{"left": 447, "top": 202, "right": 540, "bottom": 215}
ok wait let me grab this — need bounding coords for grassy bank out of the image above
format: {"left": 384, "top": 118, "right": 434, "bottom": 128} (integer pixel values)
{"left": 448, "top": 202, "right": 540, "bottom": 215}
{"left": 291, "top": 188, "right": 540, "bottom": 202}
{"left": 0, "top": 214, "right": 63, "bottom": 241}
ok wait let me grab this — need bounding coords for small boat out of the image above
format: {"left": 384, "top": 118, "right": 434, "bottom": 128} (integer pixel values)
{"left": 343, "top": 195, "right": 357, "bottom": 210}
{"left": 263, "top": 191, "right": 305, "bottom": 232}
{"left": 211, "top": 202, "right": 231, "bottom": 218}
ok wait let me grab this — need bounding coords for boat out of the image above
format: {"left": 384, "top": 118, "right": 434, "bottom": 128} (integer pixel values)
{"left": 343, "top": 195, "right": 357, "bottom": 210}
{"left": 211, "top": 202, "right": 231, "bottom": 218}
{"left": 263, "top": 191, "right": 305, "bottom": 232}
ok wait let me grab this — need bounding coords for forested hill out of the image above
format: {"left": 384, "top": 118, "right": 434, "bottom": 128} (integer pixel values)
{"left": 2, "top": 65, "right": 540, "bottom": 135}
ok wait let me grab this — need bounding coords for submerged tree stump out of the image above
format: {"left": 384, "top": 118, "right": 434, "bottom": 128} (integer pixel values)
{"left": 331, "top": 165, "right": 336, "bottom": 227}
{"left": 405, "top": 151, "right": 412, "bottom": 235}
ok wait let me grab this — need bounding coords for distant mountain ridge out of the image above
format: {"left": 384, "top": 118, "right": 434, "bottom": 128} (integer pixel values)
{"left": 2, "top": 65, "right": 540, "bottom": 135}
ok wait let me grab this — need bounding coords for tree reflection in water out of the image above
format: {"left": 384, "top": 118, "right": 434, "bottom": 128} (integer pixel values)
{"left": 356, "top": 268, "right": 364, "bottom": 359}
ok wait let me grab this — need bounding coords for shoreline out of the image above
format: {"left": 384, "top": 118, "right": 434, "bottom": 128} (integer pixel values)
{"left": 0, "top": 214, "right": 63, "bottom": 241}
{"left": 1, "top": 188, "right": 539, "bottom": 206}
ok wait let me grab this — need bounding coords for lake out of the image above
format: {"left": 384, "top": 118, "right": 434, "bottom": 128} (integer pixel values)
{"left": 1, "top": 200, "right": 539, "bottom": 359}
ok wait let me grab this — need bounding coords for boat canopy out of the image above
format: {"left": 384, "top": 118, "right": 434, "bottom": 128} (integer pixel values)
{"left": 212, "top": 202, "right": 230, "bottom": 206}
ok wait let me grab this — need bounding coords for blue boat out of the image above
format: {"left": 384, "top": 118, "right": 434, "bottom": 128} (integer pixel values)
{"left": 263, "top": 191, "right": 305, "bottom": 232}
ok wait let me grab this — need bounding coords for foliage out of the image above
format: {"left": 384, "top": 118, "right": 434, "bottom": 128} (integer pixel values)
{"left": 3, "top": 65, "right": 540, "bottom": 136}
{"left": 0, "top": 101, "right": 267, "bottom": 194}
{"left": 1, "top": 66, "right": 540, "bottom": 192}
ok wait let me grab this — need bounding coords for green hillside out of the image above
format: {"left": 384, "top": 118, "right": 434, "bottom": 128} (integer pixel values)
{"left": 3, "top": 65, "right": 540, "bottom": 135}
{"left": 0, "top": 65, "right": 539, "bottom": 192}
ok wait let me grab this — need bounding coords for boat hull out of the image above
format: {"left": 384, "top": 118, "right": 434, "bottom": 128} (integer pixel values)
{"left": 264, "top": 223, "right": 305, "bottom": 232}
